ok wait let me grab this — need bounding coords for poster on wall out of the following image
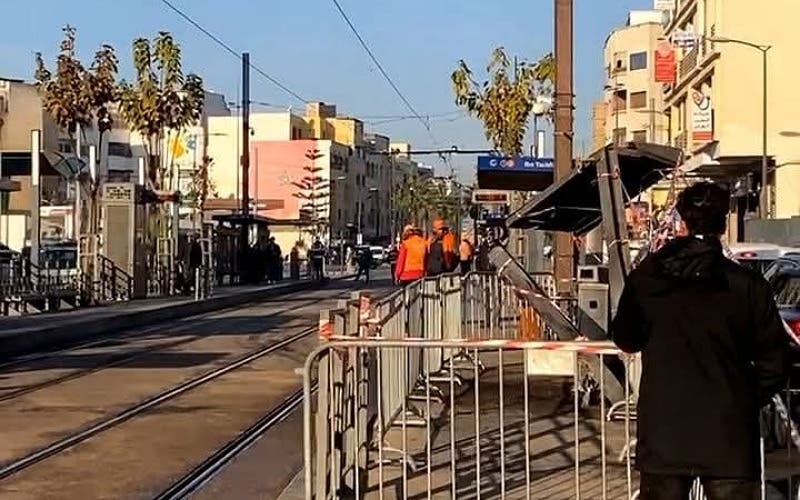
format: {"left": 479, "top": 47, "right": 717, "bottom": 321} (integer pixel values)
{"left": 691, "top": 90, "right": 714, "bottom": 143}
{"left": 654, "top": 40, "right": 676, "bottom": 83}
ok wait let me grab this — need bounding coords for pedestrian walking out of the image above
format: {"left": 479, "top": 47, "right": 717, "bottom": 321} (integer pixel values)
{"left": 611, "top": 182, "right": 790, "bottom": 500}
{"left": 459, "top": 237, "right": 474, "bottom": 275}
{"left": 309, "top": 239, "right": 325, "bottom": 281}
{"left": 426, "top": 219, "right": 457, "bottom": 276}
{"left": 355, "top": 246, "right": 372, "bottom": 283}
{"left": 394, "top": 224, "right": 427, "bottom": 285}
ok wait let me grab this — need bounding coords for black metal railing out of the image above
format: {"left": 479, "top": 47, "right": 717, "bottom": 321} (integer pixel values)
{"left": 96, "top": 255, "right": 133, "bottom": 303}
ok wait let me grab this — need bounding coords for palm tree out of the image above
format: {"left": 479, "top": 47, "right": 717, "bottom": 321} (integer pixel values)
{"left": 451, "top": 47, "right": 553, "bottom": 156}
{"left": 118, "top": 32, "right": 204, "bottom": 190}
{"left": 393, "top": 172, "right": 435, "bottom": 230}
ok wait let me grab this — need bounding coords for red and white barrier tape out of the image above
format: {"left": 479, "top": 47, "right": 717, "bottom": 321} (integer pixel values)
{"left": 323, "top": 336, "right": 623, "bottom": 355}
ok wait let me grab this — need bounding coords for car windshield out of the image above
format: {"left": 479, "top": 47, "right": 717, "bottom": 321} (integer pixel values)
{"left": 775, "top": 276, "right": 800, "bottom": 307}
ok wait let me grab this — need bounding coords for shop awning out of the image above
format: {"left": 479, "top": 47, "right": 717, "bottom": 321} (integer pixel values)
{"left": 506, "top": 142, "right": 682, "bottom": 234}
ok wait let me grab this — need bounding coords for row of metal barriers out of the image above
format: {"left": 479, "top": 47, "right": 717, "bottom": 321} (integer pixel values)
{"left": 300, "top": 271, "right": 797, "bottom": 499}
{"left": 301, "top": 272, "right": 657, "bottom": 499}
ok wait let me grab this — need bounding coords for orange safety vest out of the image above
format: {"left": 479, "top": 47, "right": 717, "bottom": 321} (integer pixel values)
{"left": 396, "top": 234, "right": 428, "bottom": 281}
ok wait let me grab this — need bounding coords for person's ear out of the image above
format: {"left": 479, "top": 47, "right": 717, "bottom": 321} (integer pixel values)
{"left": 678, "top": 220, "right": 689, "bottom": 236}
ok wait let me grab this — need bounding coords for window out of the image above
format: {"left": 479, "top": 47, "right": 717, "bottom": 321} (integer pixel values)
{"left": 612, "top": 90, "right": 627, "bottom": 112}
{"left": 613, "top": 127, "right": 627, "bottom": 146}
{"left": 108, "top": 142, "right": 132, "bottom": 157}
{"left": 630, "top": 91, "right": 647, "bottom": 109}
{"left": 57, "top": 140, "right": 73, "bottom": 154}
{"left": 632, "top": 130, "right": 648, "bottom": 142}
{"left": 630, "top": 51, "right": 647, "bottom": 71}
{"left": 612, "top": 51, "right": 628, "bottom": 73}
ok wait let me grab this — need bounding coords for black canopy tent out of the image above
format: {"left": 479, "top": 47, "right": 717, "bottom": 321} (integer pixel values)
{"left": 486, "top": 143, "right": 683, "bottom": 402}
{"left": 506, "top": 142, "right": 682, "bottom": 234}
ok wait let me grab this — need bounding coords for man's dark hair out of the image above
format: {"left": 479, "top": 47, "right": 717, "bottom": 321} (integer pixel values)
{"left": 675, "top": 181, "right": 730, "bottom": 235}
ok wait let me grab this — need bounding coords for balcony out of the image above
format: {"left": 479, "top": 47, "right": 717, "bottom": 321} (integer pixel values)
{"left": 679, "top": 47, "right": 698, "bottom": 80}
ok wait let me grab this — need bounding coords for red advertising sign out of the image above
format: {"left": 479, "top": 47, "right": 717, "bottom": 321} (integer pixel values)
{"left": 654, "top": 41, "right": 676, "bottom": 83}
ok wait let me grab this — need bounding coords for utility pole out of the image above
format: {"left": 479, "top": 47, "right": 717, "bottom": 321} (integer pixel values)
{"left": 240, "top": 52, "right": 251, "bottom": 257}
{"left": 554, "top": 0, "right": 574, "bottom": 295}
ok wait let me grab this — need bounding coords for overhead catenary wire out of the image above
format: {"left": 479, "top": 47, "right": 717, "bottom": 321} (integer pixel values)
{"left": 329, "top": 0, "right": 433, "bottom": 136}
{"left": 160, "top": 0, "right": 308, "bottom": 104}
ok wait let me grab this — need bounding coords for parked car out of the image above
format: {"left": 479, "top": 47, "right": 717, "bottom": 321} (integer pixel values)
{"left": 766, "top": 256, "right": 800, "bottom": 338}
{"left": 369, "top": 246, "right": 387, "bottom": 266}
{"left": 729, "top": 243, "right": 798, "bottom": 274}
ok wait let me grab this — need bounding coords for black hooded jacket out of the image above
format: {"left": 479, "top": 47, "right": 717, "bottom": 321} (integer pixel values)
{"left": 612, "top": 236, "right": 790, "bottom": 478}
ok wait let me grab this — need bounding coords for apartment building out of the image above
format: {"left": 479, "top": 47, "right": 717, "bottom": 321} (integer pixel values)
{"left": 661, "top": 0, "right": 800, "bottom": 225}
{"left": 207, "top": 102, "right": 417, "bottom": 250}
{"left": 603, "top": 10, "right": 669, "bottom": 146}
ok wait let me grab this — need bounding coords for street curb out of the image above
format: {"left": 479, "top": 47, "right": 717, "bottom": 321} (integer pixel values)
{"left": 0, "top": 276, "right": 354, "bottom": 361}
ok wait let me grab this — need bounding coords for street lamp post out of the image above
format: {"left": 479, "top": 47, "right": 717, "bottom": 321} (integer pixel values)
{"left": 709, "top": 36, "right": 771, "bottom": 218}
{"left": 357, "top": 187, "right": 378, "bottom": 244}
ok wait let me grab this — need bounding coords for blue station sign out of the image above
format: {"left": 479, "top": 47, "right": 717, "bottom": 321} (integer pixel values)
{"left": 476, "top": 155, "right": 555, "bottom": 192}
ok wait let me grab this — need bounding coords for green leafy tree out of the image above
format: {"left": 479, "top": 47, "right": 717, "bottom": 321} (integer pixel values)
{"left": 34, "top": 25, "right": 119, "bottom": 155}
{"left": 292, "top": 148, "right": 330, "bottom": 240}
{"left": 451, "top": 47, "right": 553, "bottom": 156}
{"left": 118, "top": 32, "right": 204, "bottom": 190}
{"left": 186, "top": 155, "right": 217, "bottom": 226}
{"left": 393, "top": 172, "right": 434, "bottom": 229}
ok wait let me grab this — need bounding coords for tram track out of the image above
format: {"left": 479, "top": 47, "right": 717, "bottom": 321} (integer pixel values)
{"left": 154, "top": 385, "right": 314, "bottom": 500}
{"left": 0, "top": 283, "right": 343, "bottom": 373}
{"left": 0, "top": 325, "right": 316, "bottom": 481}
{"left": 0, "top": 285, "right": 356, "bottom": 404}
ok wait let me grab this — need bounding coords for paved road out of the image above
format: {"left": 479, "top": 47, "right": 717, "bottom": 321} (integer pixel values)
{"left": 0, "top": 272, "right": 392, "bottom": 499}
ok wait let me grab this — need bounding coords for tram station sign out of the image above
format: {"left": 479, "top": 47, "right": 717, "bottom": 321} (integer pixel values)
{"left": 477, "top": 156, "right": 554, "bottom": 173}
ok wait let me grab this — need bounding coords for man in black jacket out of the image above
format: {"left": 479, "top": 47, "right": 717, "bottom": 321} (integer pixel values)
{"left": 612, "top": 182, "right": 790, "bottom": 500}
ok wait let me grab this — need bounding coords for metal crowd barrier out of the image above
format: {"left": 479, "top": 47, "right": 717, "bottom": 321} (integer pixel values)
{"left": 306, "top": 272, "right": 792, "bottom": 499}
{"left": 303, "top": 338, "right": 637, "bottom": 500}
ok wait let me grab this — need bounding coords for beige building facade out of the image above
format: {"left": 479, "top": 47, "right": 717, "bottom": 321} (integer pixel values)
{"left": 662, "top": 0, "right": 800, "bottom": 223}
{"left": 603, "top": 11, "right": 669, "bottom": 147}
{"left": 206, "top": 102, "right": 420, "bottom": 246}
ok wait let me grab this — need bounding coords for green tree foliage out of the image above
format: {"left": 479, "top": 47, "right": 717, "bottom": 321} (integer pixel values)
{"left": 34, "top": 25, "right": 119, "bottom": 144}
{"left": 186, "top": 155, "right": 217, "bottom": 219}
{"left": 393, "top": 173, "right": 467, "bottom": 231}
{"left": 292, "top": 149, "right": 330, "bottom": 239}
{"left": 118, "top": 32, "right": 204, "bottom": 189}
{"left": 451, "top": 47, "right": 554, "bottom": 156}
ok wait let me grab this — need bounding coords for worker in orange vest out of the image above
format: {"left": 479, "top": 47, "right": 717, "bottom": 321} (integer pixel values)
{"left": 394, "top": 224, "right": 428, "bottom": 285}
{"left": 427, "top": 219, "right": 457, "bottom": 275}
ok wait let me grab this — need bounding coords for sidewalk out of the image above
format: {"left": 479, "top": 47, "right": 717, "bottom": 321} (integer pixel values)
{"left": 0, "top": 277, "right": 333, "bottom": 360}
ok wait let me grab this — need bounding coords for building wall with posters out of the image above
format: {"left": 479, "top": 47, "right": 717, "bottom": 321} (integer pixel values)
{"left": 603, "top": 12, "right": 668, "bottom": 146}
{"left": 661, "top": 0, "right": 800, "bottom": 220}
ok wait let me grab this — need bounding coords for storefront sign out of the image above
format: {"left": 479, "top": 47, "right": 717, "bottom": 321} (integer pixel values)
{"left": 691, "top": 90, "right": 714, "bottom": 143}
{"left": 672, "top": 29, "right": 699, "bottom": 48}
{"left": 654, "top": 40, "right": 676, "bottom": 83}
{"left": 472, "top": 190, "right": 510, "bottom": 205}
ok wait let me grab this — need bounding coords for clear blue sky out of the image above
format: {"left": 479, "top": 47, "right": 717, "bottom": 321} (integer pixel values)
{"left": 2, "top": 0, "right": 649, "bottom": 177}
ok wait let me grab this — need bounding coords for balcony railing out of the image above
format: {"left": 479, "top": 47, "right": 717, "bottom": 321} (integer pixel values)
{"left": 679, "top": 47, "right": 698, "bottom": 80}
